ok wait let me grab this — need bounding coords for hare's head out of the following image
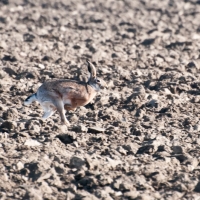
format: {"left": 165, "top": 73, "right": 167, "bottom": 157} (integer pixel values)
{"left": 87, "top": 60, "right": 107, "bottom": 91}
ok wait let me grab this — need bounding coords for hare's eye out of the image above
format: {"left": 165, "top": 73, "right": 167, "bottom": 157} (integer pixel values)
{"left": 97, "top": 79, "right": 100, "bottom": 83}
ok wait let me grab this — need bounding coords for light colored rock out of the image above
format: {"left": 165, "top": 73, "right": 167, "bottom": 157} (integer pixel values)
{"left": 24, "top": 139, "right": 41, "bottom": 146}
{"left": 106, "top": 157, "right": 122, "bottom": 168}
{"left": 124, "top": 191, "right": 139, "bottom": 199}
{"left": 38, "top": 64, "right": 45, "bottom": 69}
{"left": 39, "top": 181, "right": 52, "bottom": 194}
{"left": 16, "top": 161, "right": 24, "bottom": 170}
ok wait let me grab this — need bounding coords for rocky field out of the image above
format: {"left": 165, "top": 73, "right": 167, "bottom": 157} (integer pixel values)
{"left": 1, "top": 0, "right": 200, "bottom": 199}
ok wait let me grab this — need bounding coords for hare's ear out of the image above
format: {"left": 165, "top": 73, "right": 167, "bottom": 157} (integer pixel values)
{"left": 87, "top": 60, "right": 96, "bottom": 78}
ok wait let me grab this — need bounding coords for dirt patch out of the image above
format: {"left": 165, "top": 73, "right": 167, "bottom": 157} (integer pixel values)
{"left": 1, "top": 0, "right": 200, "bottom": 199}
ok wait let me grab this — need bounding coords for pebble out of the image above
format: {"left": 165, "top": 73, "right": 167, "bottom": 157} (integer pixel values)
{"left": 88, "top": 126, "right": 105, "bottom": 133}
{"left": 24, "top": 139, "right": 42, "bottom": 146}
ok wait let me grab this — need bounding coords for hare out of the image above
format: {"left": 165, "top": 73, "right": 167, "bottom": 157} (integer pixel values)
{"left": 24, "top": 61, "right": 107, "bottom": 125}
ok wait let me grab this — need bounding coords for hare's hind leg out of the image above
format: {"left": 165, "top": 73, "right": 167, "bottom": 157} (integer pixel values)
{"left": 41, "top": 102, "right": 56, "bottom": 119}
{"left": 54, "top": 100, "right": 70, "bottom": 125}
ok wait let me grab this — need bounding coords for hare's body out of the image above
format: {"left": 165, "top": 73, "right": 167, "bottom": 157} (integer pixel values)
{"left": 24, "top": 61, "right": 107, "bottom": 125}
{"left": 39, "top": 79, "right": 98, "bottom": 107}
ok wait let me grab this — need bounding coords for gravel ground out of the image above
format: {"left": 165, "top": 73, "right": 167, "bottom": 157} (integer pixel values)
{"left": 1, "top": 0, "right": 200, "bottom": 199}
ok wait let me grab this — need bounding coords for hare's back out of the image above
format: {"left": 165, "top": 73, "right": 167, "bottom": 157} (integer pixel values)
{"left": 36, "top": 80, "right": 76, "bottom": 101}
{"left": 58, "top": 81, "right": 93, "bottom": 101}
{"left": 38, "top": 79, "right": 92, "bottom": 101}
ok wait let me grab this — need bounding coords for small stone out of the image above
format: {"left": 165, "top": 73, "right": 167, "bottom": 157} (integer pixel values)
{"left": 112, "top": 179, "right": 121, "bottom": 190}
{"left": 0, "top": 132, "right": 8, "bottom": 140}
{"left": 85, "top": 156, "right": 99, "bottom": 170}
{"left": 60, "top": 26, "right": 66, "bottom": 31}
{"left": 183, "top": 157, "right": 199, "bottom": 171}
{"left": 3, "top": 173, "right": 8, "bottom": 181}
{"left": 0, "top": 41, "right": 7, "bottom": 50}
{"left": 2, "top": 108, "right": 18, "bottom": 120}
{"left": 23, "top": 33, "right": 35, "bottom": 42}
{"left": 69, "top": 156, "right": 85, "bottom": 169}
{"left": 146, "top": 99, "right": 158, "bottom": 107}
{"left": 124, "top": 191, "right": 139, "bottom": 199}
{"left": 88, "top": 126, "right": 105, "bottom": 133}
{"left": 20, "top": 52, "right": 27, "bottom": 57}
{"left": 138, "top": 194, "right": 154, "bottom": 200}
{"left": 136, "top": 145, "right": 155, "bottom": 154}
{"left": 106, "top": 157, "right": 121, "bottom": 168}
{"left": 194, "top": 125, "right": 200, "bottom": 131}
{"left": 172, "top": 146, "right": 183, "bottom": 154}
{"left": 16, "top": 161, "right": 24, "bottom": 170}
{"left": 187, "top": 60, "right": 200, "bottom": 70}
{"left": 73, "top": 141, "right": 79, "bottom": 147}
{"left": 24, "top": 139, "right": 41, "bottom": 146}
{"left": 134, "top": 110, "right": 143, "bottom": 120}
{"left": 60, "top": 125, "right": 68, "bottom": 133}
{"left": 25, "top": 120, "right": 40, "bottom": 133}
{"left": 38, "top": 29, "right": 48, "bottom": 36}
{"left": 98, "top": 175, "right": 113, "bottom": 186}
{"left": 66, "top": 191, "right": 75, "bottom": 199}
{"left": 117, "top": 146, "right": 127, "bottom": 155}
{"left": 71, "top": 124, "right": 88, "bottom": 133}
{"left": 151, "top": 172, "right": 166, "bottom": 183}
{"left": 115, "top": 191, "right": 122, "bottom": 196}
{"left": 39, "top": 181, "right": 52, "bottom": 194}
{"left": 37, "top": 172, "right": 52, "bottom": 182}
{"left": 26, "top": 188, "right": 43, "bottom": 200}
{"left": 38, "top": 64, "right": 45, "bottom": 69}
{"left": 120, "top": 181, "right": 135, "bottom": 191}
{"left": 171, "top": 191, "right": 185, "bottom": 199}
{"left": 123, "top": 143, "right": 140, "bottom": 154}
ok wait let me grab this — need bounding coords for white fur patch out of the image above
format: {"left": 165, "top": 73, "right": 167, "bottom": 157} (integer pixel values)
{"left": 63, "top": 99, "right": 71, "bottom": 105}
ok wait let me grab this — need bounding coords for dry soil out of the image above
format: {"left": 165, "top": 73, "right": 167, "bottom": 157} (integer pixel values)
{"left": 1, "top": 0, "right": 200, "bottom": 199}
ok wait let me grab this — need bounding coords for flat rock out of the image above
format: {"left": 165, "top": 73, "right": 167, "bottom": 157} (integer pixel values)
{"left": 69, "top": 156, "right": 85, "bottom": 169}
{"left": 24, "top": 139, "right": 42, "bottom": 146}
{"left": 88, "top": 126, "right": 105, "bottom": 133}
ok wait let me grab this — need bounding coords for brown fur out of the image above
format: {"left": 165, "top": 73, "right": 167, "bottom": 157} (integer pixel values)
{"left": 40, "top": 79, "right": 97, "bottom": 110}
